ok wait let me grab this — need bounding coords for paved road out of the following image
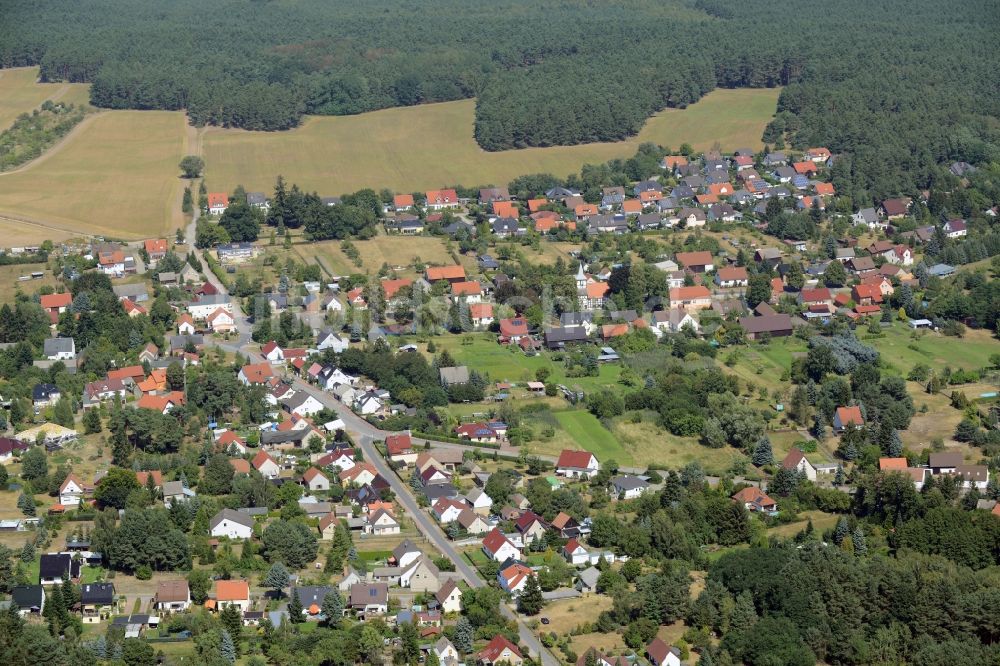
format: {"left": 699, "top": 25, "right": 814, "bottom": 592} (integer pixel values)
{"left": 185, "top": 216, "right": 557, "bottom": 665}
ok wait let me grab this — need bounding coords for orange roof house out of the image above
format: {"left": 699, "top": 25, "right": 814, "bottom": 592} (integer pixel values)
{"left": 177, "top": 313, "right": 195, "bottom": 332}
{"left": 807, "top": 147, "right": 832, "bottom": 162}
{"left": 425, "top": 265, "right": 466, "bottom": 283}
{"left": 586, "top": 281, "right": 609, "bottom": 299}
{"left": 639, "top": 190, "right": 662, "bottom": 204}
{"left": 136, "top": 369, "right": 168, "bottom": 394}
{"left": 793, "top": 161, "right": 818, "bottom": 175}
{"left": 239, "top": 362, "right": 274, "bottom": 385}
{"left": 230, "top": 458, "right": 252, "bottom": 474}
{"left": 215, "top": 580, "right": 250, "bottom": 603}
{"left": 622, "top": 200, "right": 643, "bottom": 215}
{"left": 834, "top": 406, "right": 864, "bottom": 431}
{"left": 492, "top": 201, "right": 518, "bottom": 218}
{"left": 814, "top": 182, "right": 835, "bottom": 196}
{"left": 879, "top": 457, "right": 908, "bottom": 471}
{"left": 136, "top": 470, "right": 163, "bottom": 487}
{"left": 40, "top": 292, "right": 73, "bottom": 311}
{"left": 601, "top": 324, "right": 629, "bottom": 339}
{"left": 451, "top": 281, "right": 482, "bottom": 297}
{"left": 144, "top": 239, "right": 168, "bottom": 257}
{"left": 732, "top": 486, "right": 777, "bottom": 512}
{"left": 469, "top": 303, "right": 494, "bottom": 321}
{"left": 425, "top": 189, "right": 460, "bottom": 207}
{"left": 393, "top": 194, "right": 415, "bottom": 210}
{"left": 662, "top": 156, "right": 688, "bottom": 169}
{"left": 207, "top": 193, "right": 229, "bottom": 209}
{"left": 108, "top": 365, "right": 145, "bottom": 382}
{"left": 137, "top": 392, "right": 185, "bottom": 413}
{"left": 381, "top": 278, "right": 413, "bottom": 300}
{"left": 527, "top": 198, "right": 548, "bottom": 212}
{"left": 708, "top": 182, "right": 734, "bottom": 196}
{"left": 575, "top": 204, "right": 599, "bottom": 219}
{"left": 534, "top": 217, "right": 558, "bottom": 232}
{"left": 122, "top": 298, "right": 147, "bottom": 317}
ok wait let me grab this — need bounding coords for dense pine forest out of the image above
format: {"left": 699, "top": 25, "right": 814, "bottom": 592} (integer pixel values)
{"left": 1, "top": 0, "right": 999, "bottom": 201}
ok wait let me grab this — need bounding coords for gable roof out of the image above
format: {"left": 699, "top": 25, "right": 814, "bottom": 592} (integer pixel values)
{"left": 675, "top": 251, "right": 713, "bottom": 267}
{"left": 386, "top": 432, "right": 413, "bottom": 455}
{"left": 40, "top": 292, "right": 73, "bottom": 310}
{"left": 215, "top": 579, "right": 250, "bottom": 602}
{"left": 781, "top": 448, "right": 810, "bottom": 470}
{"left": 482, "top": 528, "right": 515, "bottom": 555}
{"left": 426, "top": 265, "right": 466, "bottom": 282}
{"left": 731, "top": 486, "right": 776, "bottom": 508}
{"left": 240, "top": 362, "right": 274, "bottom": 384}
{"left": 879, "top": 457, "right": 908, "bottom": 471}
{"left": 479, "top": 635, "right": 522, "bottom": 663}
{"left": 435, "top": 579, "right": 459, "bottom": 605}
{"left": 210, "top": 508, "right": 254, "bottom": 531}
{"left": 252, "top": 450, "right": 277, "bottom": 470}
{"left": 835, "top": 405, "right": 864, "bottom": 426}
{"left": 557, "top": 449, "right": 597, "bottom": 470}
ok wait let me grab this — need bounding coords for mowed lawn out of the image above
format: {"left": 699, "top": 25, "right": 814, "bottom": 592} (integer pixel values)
{"left": 551, "top": 410, "right": 633, "bottom": 466}
{"left": 0, "top": 110, "right": 188, "bottom": 240}
{"left": 0, "top": 67, "right": 90, "bottom": 131}
{"left": 202, "top": 88, "right": 780, "bottom": 194}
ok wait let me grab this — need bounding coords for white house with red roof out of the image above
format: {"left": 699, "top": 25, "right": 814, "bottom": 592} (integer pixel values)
{"left": 252, "top": 451, "right": 280, "bottom": 478}
{"left": 207, "top": 193, "right": 229, "bottom": 216}
{"left": 301, "top": 467, "right": 330, "bottom": 492}
{"left": 144, "top": 238, "right": 168, "bottom": 262}
{"left": 315, "top": 449, "right": 355, "bottom": 472}
{"left": 340, "top": 462, "right": 378, "bottom": 486}
{"left": 455, "top": 423, "right": 499, "bottom": 443}
{"left": 482, "top": 528, "right": 522, "bottom": 563}
{"left": 562, "top": 538, "right": 590, "bottom": 566}
{"left": 556, "top": 449, "right": 600, "bottom": 479}
{"left": 386, "top": 432, "right": 417, "bottom": 464}
{"left": 215, "top": 430, "right": 247, "bottom": 455}
{"left": 425, "top": 189, "right": 460, "bottom": 211}
{"left": 40, "top": 292, "right": 72, "bottom": 323}
{"left": 833, "top": 406, "right": 864, "bottom": 432}
{"left": 238, "top": 362, "right": 274, "bottom": 385}
{"left": 499, "top": 317, "right": 530, "bottom": 341}
{"left": 498, "top": 562, "right": 535, "bottom": 597}
{"left": 261, "top": 341, "right": 284, "bottom": 362}
{"left": 478, "top": 636, "right": 523, "bottom": 666}
{"left": 469, "top": 303, "right": 494, "bottom": 329}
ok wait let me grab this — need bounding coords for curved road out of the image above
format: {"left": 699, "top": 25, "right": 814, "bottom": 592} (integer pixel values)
{"left": 183, "top": 214, "right": 558, "bottom": 665}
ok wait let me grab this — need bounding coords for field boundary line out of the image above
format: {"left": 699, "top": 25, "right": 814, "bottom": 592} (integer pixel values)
{"left": 0, "top": 111, "right": 104, "bottom": 177}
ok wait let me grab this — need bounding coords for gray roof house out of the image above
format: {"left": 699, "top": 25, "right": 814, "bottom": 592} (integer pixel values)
{"left": 112, "top": 283, "right": 149, "bottom": 302}
{"left": 610, "top": 475, "right": 651, "bottom": 497}
{"left": 43, "top": 337, "right": 76, "bottom": 360}
{"left": 576, "top": 567, "right": 601, "bottom": 593}
{"left": 247, "top": 192, "right": 269, "bottom": 208}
